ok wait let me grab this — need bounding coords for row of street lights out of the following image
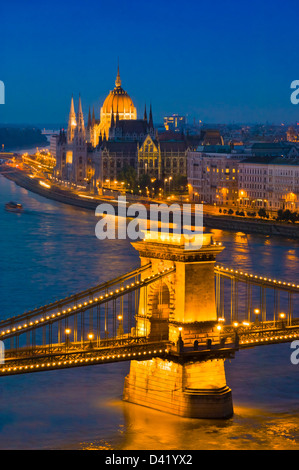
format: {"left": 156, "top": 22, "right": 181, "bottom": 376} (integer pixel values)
{"left": 216, "top": 308, "right": 287, "bottom": 331}
{"left": 63, "top": 314, "right": 124, "bottom": 350}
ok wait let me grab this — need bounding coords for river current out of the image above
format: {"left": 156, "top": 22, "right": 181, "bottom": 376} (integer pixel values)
{"left": 0, "top": 175, "right": 298, "bottom": 450}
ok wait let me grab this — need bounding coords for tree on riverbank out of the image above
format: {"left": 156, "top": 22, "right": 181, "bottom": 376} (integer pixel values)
{"left": 277, "top": 209, "right": 298, "bottom": 223}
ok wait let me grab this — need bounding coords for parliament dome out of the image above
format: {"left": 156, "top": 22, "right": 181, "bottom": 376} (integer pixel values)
{"left": 99, "top": 66, "right": 137, "bottom": 138}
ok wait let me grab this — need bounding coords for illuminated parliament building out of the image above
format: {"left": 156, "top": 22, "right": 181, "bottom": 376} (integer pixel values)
{"left": 54, "top": 66, "right": 197, "bottom": 191}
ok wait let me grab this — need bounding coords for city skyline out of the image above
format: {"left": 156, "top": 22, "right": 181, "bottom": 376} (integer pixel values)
{"left": 1, "top": 0, "right": 299, "bottom": 126}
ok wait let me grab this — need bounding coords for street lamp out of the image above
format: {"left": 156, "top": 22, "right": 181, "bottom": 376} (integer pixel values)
{"left": 216, "top": 324, "right": 222, "bottom": 344}
{"left": 65, "top": 328, "right": 71, "bottom": 350}
{"left": 117, "top": 315, "right": 124, "bottom": 338}
{"left": 87, "top": 333, "right": 94, "bottom": 348}
{"left": 254, "top": 308, "right": 260, "bottom": 324}
{"left": 279, "top": 312, "right": 286, "bottom": 328}
{"left": 177, "top": 327, "right": 184, "bottom": 353}
{"left": 232, "top": 322, "right": 239, "bottom": 348}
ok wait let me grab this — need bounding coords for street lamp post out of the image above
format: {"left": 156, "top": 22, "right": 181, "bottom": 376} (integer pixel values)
{"left": 177, "top": 327, "right": 184, "bottom": 353}
{"left": 117, "top": 315, "right": 124, "bottom": 339}
{"left": 279, "top": 312, "right": 286, "bottom": 329}
{"left": 254, "top": 308, "right": 260, "bottom": 325}
{"left": 87, "top": 333, "right": 94, "bottom": 349}
{"left": 164, "top": 178, "right": 168, "bottom": 196}
{"left": 65, "top": 328, "right": 71, "bottom": 351}
{"left": 233, "top": 322, "right": 239, "bottom": 348}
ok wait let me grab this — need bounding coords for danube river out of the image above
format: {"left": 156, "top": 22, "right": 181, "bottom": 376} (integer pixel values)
{"left": 1, "top": 175, "right": 299, "bottom": 450}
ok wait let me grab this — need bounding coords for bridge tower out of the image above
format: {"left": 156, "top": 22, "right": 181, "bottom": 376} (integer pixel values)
{"left": 123, "top": 231, "right": 233, "bottom": 419}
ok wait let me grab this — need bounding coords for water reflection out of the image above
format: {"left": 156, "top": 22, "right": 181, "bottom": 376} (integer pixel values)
{"left": 79, "top": 400, "right": 299, "bottom": 450}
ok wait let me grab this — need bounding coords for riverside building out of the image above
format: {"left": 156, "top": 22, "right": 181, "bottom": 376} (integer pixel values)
{"left": 238, "top": 156, "right": 299, "bottom": 212}
{"left": 187, "top": 146, "right": 244, "bottom": 205}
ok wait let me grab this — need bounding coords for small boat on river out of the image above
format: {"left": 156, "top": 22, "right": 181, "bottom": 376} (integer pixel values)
{"left": 5, "top": 201, "right": 23, "bottom": 213}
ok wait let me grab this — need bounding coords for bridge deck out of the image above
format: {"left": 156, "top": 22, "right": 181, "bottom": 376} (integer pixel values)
{"left": 0, "top": 264, "right": 299, "bottom": 377}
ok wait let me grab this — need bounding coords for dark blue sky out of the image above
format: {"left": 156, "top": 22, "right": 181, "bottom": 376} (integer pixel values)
{"left": 1, "top": 0, "right": 299, "bottom": 126}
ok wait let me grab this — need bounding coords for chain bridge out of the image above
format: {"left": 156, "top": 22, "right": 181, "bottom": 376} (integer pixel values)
{"left": 1, "top": 231, "right": 298, "bottom": 419}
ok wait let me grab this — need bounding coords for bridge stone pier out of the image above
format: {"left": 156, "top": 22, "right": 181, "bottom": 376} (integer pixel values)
{"left": 123, "top": 231, "right": 233, "bottom": 419}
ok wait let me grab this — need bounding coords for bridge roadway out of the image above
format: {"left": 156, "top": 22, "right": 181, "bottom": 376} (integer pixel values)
{"left": 1, "top": 263, "right": 299, "bottom": 377}
{"left": 1, "top": 321, "right": 299, "bottom": 377}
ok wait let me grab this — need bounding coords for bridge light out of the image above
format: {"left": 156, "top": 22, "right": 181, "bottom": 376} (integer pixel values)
{"left": 279, "top": 313, "right": 286, "bottom": 319}
{"left": 65, "top": 328, "right": 71, "bottom": 335}
{"left": 242, "top": 322, "right": 250, "bottom": 327}
{"left": 216, "top": 325, "right": 222, "bottom": 331}
{"left": 218, "top": 317, "right": 225, "bottom": 322}
{"left": 254, "top": 308, "right": 260, "bottom": 315}
{"left": 233, "top": 322, "right": 239, "bottom": 327}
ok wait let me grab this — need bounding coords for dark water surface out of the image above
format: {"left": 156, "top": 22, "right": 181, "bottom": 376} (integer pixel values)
{"left": 0, "top": 175, "right": 298, "bottom": 450}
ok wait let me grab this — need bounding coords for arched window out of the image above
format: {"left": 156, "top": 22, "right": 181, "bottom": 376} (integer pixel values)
{"left": 149, "top": 283, "right": 170, "bottom": 341}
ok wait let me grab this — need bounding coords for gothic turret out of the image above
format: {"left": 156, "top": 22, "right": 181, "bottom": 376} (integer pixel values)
{"left": 149, "top": 103, "right": 154, "bottom": 129}
{"left": 76, "top": 94, "right": 85, "bottom": 137}
{"left": 92, "top": 106, "right": 95, "bottom": 127}
{"left": 67, "top": 95, "right": 77, "bottom": 143}
{"left": 87, "top": 107, "right": 92, "bottom": 128}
